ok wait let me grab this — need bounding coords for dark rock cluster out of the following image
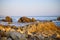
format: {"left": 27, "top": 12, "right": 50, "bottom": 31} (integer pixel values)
{"left": 18, "top": 16, "right": 36, "bottom": 23}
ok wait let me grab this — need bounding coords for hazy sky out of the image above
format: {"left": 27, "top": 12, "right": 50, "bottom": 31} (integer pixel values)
{"left": 0, "top": 0, "right": 60, "bottom": 16}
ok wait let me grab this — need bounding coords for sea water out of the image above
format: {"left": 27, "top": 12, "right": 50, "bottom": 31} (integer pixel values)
{"left": 0, "top": 16, "right": 60, "bottom": 27}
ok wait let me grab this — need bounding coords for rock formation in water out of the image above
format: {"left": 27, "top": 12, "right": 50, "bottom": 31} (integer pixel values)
{"left": 1, "top": 16, "right": 12, "bottom": 22}
{"left": 57, "top": 16, "right": 60, "bottom": 21}
{"left": 18, "top": 16, "right": 36, "bottom": 23}
{"left": 5, "top": 16, "right": 12, "bottom": 22}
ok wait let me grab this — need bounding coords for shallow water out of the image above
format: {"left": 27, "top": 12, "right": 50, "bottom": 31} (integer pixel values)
{"left": 53, "top": 21, "right": 60, "bottom": 27}
{"left": 0, "top": 22, "right": 31, "bottom": 27}
{"left": 0, "top": 21, "right": 60, "bottom": 27}
{"left": 0, "top": 16, "right": 57, "bottom": 22}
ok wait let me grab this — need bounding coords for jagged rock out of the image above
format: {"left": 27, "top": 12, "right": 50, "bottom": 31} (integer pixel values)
{"left": 57, "top": 17, "right": 60, "bottom": 21}
{"left": 18, "top": 16, "right": 36, "bottom": 23}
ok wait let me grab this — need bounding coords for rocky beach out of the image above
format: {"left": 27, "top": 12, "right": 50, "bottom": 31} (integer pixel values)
{"left": 0, "top": 16, "right": 60, "bottom": 40}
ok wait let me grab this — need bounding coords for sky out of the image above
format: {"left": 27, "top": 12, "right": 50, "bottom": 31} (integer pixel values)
{"left": 0, "top": 0, "right": 60, "bottom": 16}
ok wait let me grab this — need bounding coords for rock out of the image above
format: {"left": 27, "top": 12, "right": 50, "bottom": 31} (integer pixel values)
{"left": 37, "top": 34, "right": 45, "bottom": 40}
{"left": 55, "top": 38, "right": 60, "bottom": 40}
{"left": 7, "top": 38, "right": 12, "bottom": 40}
{"left": 0, "top": 31, "right": 6, "bottom": 37}
{"left": 26, "top": 35, "right": 40, "bottom": 40}
{"left": 31, "top": 18, "right": 36, "bottom": 22}
{"left": 5, "top": 32, "right": 11, "bottom": 37}
{"left": 0, "top": 22, "right": 60, "bottom": 40}
{"left": 51, "top": 34, "right": 57, "bottom": 38}
{"left": 1, "top": 16, "right": 12, "bottom": 22}
{"left": 18, "top": 16, "right": 36, "bottom": 23}
{"left": 1, "top": 19, "right": 6, "bottom": 22}
{"left": 33, "top": 36, "right": 40, "bottom": 40}
{"left": 5, "top": 16, "right": 12, "bottom": 22}
{"left": 57, "top": 17, "right": 60, "bottom": 21}
{"left": 1, "top": 37, "right": 7, "bottom": 40}
{"left": 9, "top": 31, "right": 27, "bottom": 40}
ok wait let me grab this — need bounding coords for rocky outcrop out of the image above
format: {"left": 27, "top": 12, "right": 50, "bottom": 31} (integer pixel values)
{"left": 0, "top": 22, "right": 60, "bottom": 40}
{"left": 18, "top": 16, "right": 36, "bottom": 23}
{"left": 1, "top": 16, "right": 12, "bottom": 22}
{"left": 57, "top": 17, "right": 60, "bottom": 21}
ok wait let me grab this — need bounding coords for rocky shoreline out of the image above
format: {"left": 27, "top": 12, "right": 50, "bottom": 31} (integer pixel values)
{"left": 0, "top": 16, "right": 60, "bottom": 40}
{"left": 0, "top": 22, "right": 60, "bottom": 40}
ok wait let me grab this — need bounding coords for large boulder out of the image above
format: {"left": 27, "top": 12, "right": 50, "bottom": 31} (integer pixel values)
{"left": 57, "top": 17, "right": 60, "bottom": 21}
{"left": 18, "top": 16, "right": 36, "bottom": 23}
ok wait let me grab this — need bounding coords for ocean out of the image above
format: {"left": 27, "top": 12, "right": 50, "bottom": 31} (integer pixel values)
{"left": 0, "top": 16, "right": 60, "bottom": 27}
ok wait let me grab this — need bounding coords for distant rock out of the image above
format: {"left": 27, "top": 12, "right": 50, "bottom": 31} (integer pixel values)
{"left": 5, "top": 16, "right": 12, "bottom": 22}
{"left": 57, "top": 17, "right": 60, "bottom": 21}
{"left": 31, "top": 18, "right": 36, "bottom": 22}
{"left": 1, "top": 16, "right": 12, "bottom": 22}
{"left": 18, "top": 16, "right": 36, "bottom": 23}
